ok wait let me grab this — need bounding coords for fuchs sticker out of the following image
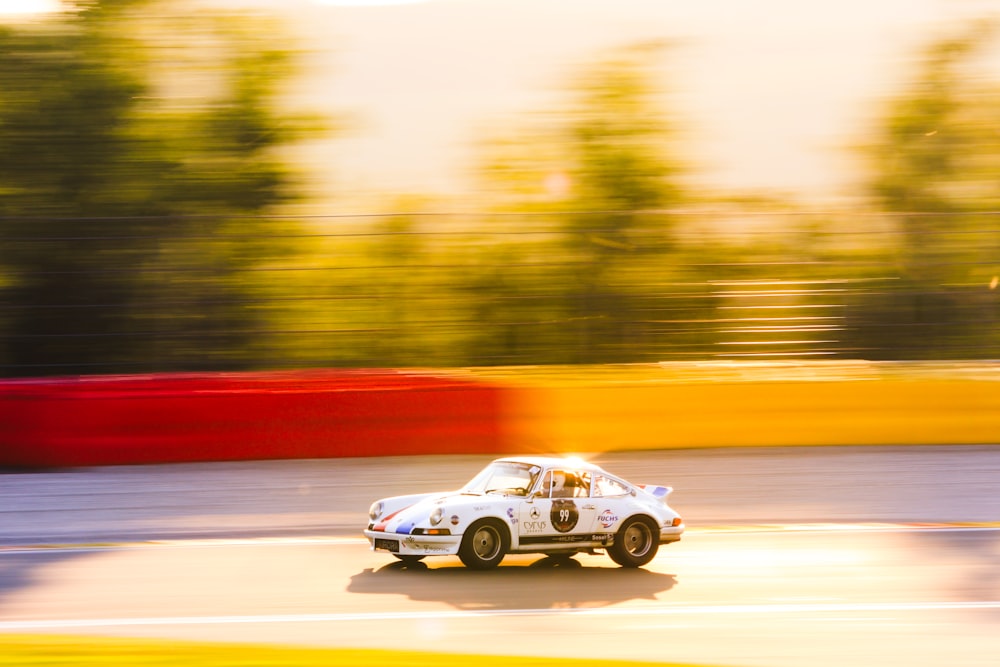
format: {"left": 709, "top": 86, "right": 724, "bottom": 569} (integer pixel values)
{"left": 598, "top": 510, "right": 619, "bottom": 528}
{"left": 551, "top": 499, "right": 579, "bottom": 533}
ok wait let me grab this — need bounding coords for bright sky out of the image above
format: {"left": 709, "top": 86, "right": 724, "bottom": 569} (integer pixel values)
{"left": 280, "top": 0, "right": 1000, "bottom": 205}
{"left": 0, "top": 0, "right": 59, "bottom": 13}
{"left": 5, "top": 0, "right": 1000, "bottom": 205}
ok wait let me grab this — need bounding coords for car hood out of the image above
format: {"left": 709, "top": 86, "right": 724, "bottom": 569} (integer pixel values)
{"left": 371, "top": 491, "right": 505, "bottom": 535}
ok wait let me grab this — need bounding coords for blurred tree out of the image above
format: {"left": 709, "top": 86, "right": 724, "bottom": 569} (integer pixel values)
{"left": 845, "top": 20, "right": 1000, "bottom": 358}
{"left": 467, "top": 42, "right": 700, "bottom": 364}
{"left": 0, "top": 0, "right": 320, "bottom": 375}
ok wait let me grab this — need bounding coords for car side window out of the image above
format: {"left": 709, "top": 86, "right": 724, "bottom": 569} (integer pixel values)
{"left": 543, "top": 469, "right": 591, "bottom": 498}
{"left": 593, "top": 474, "right": 629, "bottom": 497}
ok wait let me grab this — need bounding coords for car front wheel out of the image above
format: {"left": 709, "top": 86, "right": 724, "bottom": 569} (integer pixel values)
{"left": 608, "top": 516, "right": 659, "bottom": 568}
{"left": 458, "top": 519, "right": 509, "bottom": 570}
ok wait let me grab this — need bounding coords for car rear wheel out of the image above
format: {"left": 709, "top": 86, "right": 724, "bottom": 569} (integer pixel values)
{"left": 608, "top": 516, "right": 659, "bottom": 568}
{"left": 459, "top": 519, "right": 508, "bottom": 570}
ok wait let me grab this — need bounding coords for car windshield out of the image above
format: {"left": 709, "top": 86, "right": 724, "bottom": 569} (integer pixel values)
{"left": 461, "top": 461, "right": 540, "bottom": 496}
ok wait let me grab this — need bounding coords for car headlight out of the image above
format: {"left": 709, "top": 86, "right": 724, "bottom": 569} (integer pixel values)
{"left": 430, "top": 507, "right": 444, "bottom": 526}
{"left": 369, "top": 501, "right": 384, "bottom": 522}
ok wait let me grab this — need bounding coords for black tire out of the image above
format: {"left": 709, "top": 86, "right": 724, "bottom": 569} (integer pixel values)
{"left": 458, "top": 519, "right": 509, "bottom": 570}
{"left": 608, "top": 516, "right": 659, "bottom": 568}
{"left": 393, "top": 554, "right": 426, "bottom": 564}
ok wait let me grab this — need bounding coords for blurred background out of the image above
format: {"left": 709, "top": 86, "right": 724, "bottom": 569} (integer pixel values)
{"left": 3, "top": 7, "right": 1000, "bottom": 665}
{"left": 2, "top": 0, "right": 1000, "bottom": 376}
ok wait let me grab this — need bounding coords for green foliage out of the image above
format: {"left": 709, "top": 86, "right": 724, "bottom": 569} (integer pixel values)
{"left": 456, "top": 42, "right": 698, "bottom": 364}
{"left": 0, "top": 1, "right": 321, "bottom": 375}
{"left": 868, "top": 21, "right": 1000, "bottom": 214}
{"left": 845, "top": 20, "right": 1000, "bottom": 358}
{"left": 5, "top": 12, "right": 1000, "bottom": 373}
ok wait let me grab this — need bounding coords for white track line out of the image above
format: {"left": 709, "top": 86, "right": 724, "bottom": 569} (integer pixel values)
{"left": 2, "top": 524, "right": 998, "bottom": 554}
{"left": 2, "top": 601, "right": 1000, "bottom": 631}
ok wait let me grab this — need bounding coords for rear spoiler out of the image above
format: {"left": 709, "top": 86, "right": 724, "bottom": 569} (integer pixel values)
{"left": 638, "top": 484, "right": 673, "bottom": 499}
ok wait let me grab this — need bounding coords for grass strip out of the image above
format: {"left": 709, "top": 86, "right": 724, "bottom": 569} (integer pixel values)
{"left": 0, "top": 634, "right": 717, "bottom": 667}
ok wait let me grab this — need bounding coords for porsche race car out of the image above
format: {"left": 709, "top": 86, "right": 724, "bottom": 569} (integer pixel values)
{"left": 363, "top": 456, "right": 684, "bottom": 569}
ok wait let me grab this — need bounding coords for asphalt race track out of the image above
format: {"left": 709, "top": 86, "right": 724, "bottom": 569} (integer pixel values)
{"left": 2, "top": 446, "right": 999, "bottom": 667}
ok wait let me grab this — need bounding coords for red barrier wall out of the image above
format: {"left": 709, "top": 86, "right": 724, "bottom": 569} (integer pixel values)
{"left": 8, "top": 363, "right": 996, "bottom": 468}
{"left": 0, "top": 370, "right": 506, "bottom": 467}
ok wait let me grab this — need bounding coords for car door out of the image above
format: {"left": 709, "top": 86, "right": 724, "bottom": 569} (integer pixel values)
{"left": 517, "top": 468, "right": 599, "bottom": 548}
{"left": 587, "top": 472, "right": 633, "bottom": 536}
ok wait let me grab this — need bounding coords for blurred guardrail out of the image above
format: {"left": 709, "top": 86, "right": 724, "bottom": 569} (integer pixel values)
{"left": 480, "top": 361, "right": 1000, "bottom": 452}
{"left": 0, "top": 370, "right": 505, "bottom": 467}
{"left": 1, "top": 362, "right": 999, "bottom": 468}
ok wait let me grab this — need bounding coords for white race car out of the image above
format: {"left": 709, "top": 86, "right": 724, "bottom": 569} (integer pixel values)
{"left": 364, "top": 456, "right": 684, "bottom": 569}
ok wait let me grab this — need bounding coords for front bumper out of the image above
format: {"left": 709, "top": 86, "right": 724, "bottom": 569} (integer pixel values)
{"left": 364, "top": 529, "right": 462, "bottom": 557}
{"left": 659, "top": 523, "right": 684, "bottom": 545}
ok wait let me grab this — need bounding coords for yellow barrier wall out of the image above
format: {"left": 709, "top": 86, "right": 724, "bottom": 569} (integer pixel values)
{"left": 502, "top": 378, "right": 1000, "bottom": 452}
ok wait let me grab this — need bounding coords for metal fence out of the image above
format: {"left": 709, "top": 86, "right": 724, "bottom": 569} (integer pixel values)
{"left": 2, "top": 210, "right": 999, "bottom": 375}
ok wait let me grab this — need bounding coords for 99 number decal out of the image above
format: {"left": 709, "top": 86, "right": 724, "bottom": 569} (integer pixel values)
{"left": 550, "top": 499, "right": 579, "bottom": 533}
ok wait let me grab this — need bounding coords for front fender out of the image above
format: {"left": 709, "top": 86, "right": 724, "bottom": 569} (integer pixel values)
{"left": 435, "top": 500, "right": 519, "bottom": 539}
{"left": 369, "top": 492, "right": 440, "bottom": 524}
